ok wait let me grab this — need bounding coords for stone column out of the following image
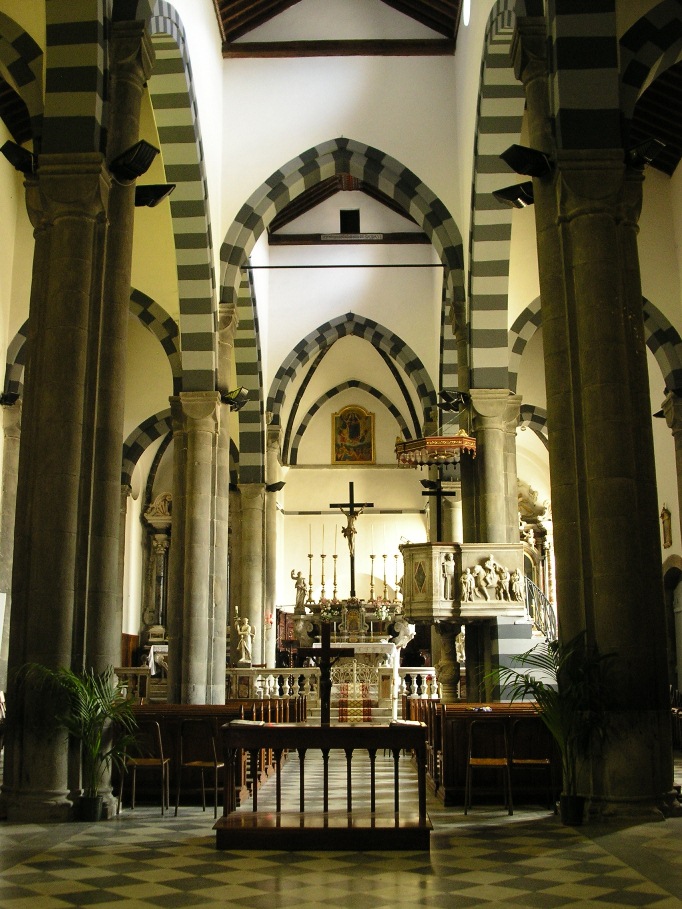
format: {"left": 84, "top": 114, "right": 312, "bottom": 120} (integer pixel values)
{"left": 167, "top": 392, "right": 221, "bottom": 704}
{"left": 435, "top": 623, "right": 460, "bottom": 700}
{"left": 240, "top": 484, "right": 265, "bottom": 666}
{"left": 86, "top": 22, "right": 154, "bottom": 674}
{"left": 3, "top": 155, "right": 110, "bottom": 821}
{"left": 513, "top": 16, "right": 672, "bottom": 815}
{"left": 464, "top": 389, "right": 521, "bottom": 545}
{"left": 228, "top": 486, "right": 242, "bottom": 665}
{"left": 0, "top": 400, "right": 21, "bottom": 689}
{"left": 265, "top": 425, "right": 283, "bottom": 668}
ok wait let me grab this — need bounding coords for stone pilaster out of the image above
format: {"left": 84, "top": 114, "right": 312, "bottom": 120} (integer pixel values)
{"left": 663, "top": 392, "right": 682, "bottom": 546}
{"left": 240, "top": 484, "right": 266, "bottom": 666}
{"left": 228, "top": 486, "right": 242, "bottom": 665}
{"left": 167, "top": 392, "right": 221, "bottom": 704}
{"left": 0, "top": 400, "right": 21, "bottom": 689}
{"left": 512, "top": 16, "right": 672, "bottom": 815}
{"left": 86, "top": 21, "right": 154, "bottom": 674}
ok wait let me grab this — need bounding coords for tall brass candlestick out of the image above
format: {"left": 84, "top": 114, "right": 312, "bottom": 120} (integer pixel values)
{"left": 394, "top": 553, "right": 400, "bottom": 602}
{"left": 369, "top": 553, "right": 375, "bottom": 603}
{"left": 320, "top": 553, "right": 326, "bottom": 600}
{"left": 382, "top": 554, "right": 388, "bottom": 601}
{"left": 331, "top": 554, "right": 339, "bottom": 603}
{"left": 306, "top": 552, "right": 314, "bottom": 604}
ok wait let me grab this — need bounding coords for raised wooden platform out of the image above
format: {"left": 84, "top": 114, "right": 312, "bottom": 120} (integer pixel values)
{"left": 214, "top": 720, "right": 432, "bottom": 850}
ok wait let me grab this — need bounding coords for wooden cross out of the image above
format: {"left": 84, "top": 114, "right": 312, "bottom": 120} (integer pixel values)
{"left": 421, "top": 476, "right": 458, "bottom": 542}
{"left": 330, "top": 481, "right": 373, "bottom": 598}
{"left": 297, "top": 623, "right": 355, "bottom": 726}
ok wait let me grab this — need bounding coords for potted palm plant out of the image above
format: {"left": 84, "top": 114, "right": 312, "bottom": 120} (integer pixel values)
{"left": 493, "top": 632, "right": 616, "bottom": 825}
{"left": 21, "top": 663, "right": 138, "bottom": 820}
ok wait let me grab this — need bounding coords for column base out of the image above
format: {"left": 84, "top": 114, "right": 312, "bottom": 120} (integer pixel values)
{"left": 588, "top": 795, "right": 671, "bottom": 823}
{"left": 1, "top": 786, "right": 73, "bottom": 822}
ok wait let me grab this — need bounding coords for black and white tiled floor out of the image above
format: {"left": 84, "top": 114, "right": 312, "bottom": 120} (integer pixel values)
{"left": 2, "top": 751, "right": 682, "bottom": 908}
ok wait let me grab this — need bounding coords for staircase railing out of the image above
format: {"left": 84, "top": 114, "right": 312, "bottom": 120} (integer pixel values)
{"left": 525, "top": 577, "right": 557, "bottom": 640}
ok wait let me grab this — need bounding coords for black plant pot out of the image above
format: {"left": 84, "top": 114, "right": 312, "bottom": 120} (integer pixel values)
{"left": 559, "top": 794, "right": 585, "bottom": 826}
{"left": 77, "top": 795, "right": 103, "bottom": 822}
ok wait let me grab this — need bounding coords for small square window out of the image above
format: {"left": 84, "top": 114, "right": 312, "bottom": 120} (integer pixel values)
{"left": 340, "top": 209, "right": 360, "bottom": 233}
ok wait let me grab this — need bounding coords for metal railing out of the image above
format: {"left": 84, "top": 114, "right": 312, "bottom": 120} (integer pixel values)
{"left": 525, "top": 577, "right": 557, "bottom": 640}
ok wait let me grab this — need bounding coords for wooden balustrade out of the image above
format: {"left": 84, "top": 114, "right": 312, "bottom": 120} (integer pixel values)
{"left": 214, "top": 720, "right": 432, "bottom": 850}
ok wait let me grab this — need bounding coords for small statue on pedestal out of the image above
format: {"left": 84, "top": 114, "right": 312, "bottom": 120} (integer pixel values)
{"left": 236, "top": 615, "right": 254, "bottom": 664}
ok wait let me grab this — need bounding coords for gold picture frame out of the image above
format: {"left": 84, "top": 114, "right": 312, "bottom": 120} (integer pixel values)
{"left": 332, "top": 405, "right": 375, "bottom": 465}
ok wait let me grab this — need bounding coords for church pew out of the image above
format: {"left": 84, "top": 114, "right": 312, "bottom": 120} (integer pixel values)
{"left": 117, "top": 699, "right": 306, "bottom": 809}
{"left": 214, "top": 720, "right": 433, "bottom": 850}
{"left": 436, "top": 702, "right": 560, "bottom": 807}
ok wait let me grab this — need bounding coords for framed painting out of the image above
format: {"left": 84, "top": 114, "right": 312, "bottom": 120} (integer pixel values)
{"left": 332, "top": 405, "right": 375, "bottom": 464}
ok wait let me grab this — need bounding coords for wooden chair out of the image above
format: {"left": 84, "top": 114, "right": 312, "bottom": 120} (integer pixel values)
{"left": 510, "top": 716, "right": 556, "bottom": 812}
{"left": 174, "top": 718, "right": 224, "bottom": 818}
{"left": 118, "top": 719, "right": 170, "bottom": 815}
{"left": 464, "top": 718, "right": 513, "bottom": 815}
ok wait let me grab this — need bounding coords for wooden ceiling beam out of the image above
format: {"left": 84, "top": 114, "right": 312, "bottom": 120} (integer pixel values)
{"left": 378, "top": 0, "right": 459, "bottom": 38}
{"left": 223, "top": 38, "right": 455, "bottom": 57}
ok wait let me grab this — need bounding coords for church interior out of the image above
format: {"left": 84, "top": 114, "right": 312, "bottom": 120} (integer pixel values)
{"left": 1, "top": 0, "right": 682, "bottom": 903}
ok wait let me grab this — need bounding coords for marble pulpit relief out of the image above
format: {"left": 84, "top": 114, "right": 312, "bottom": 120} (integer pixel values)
{"left": 399, "top": 542, "right": 527, "bottom": 622}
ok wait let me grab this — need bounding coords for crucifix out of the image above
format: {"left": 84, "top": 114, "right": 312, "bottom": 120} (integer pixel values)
{"left": 421, "top": 476, "right": 458, "bottom": 542}
{"left": 330, "top": 481, "right": 373, "bottom": 598}
{"left": 296, "top": 623, "right": 354, "bottom": 726}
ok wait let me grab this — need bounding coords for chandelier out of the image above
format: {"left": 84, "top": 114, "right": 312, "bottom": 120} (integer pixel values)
{"left": 395, "top": 429, "right": 476, "bottom": 467}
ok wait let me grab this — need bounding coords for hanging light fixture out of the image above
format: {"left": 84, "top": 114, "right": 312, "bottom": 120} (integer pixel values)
{"left": 395, "top": 430, "right": 476, "bottom": 467}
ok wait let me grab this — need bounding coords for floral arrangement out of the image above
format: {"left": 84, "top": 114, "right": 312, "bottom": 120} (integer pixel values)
{"left": 372, "top": 602, "right": 393, "bottom": 622}
{"left": 320, "top": 604, "right": 342, "bottom": 621}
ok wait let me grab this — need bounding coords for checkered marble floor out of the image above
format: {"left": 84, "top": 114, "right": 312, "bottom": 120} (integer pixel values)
{"left": 1, "top": 752, "right": 682, "bottom": 909}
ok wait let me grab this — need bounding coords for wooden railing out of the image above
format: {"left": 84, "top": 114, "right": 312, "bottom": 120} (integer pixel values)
{"left": 214, "top": 720, "right": 432, "bottom": 850}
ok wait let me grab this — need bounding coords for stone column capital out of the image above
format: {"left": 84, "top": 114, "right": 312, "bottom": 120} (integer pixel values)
{"left": 510, "top": 16, "right": 547, "bottom": 84}
{"left": 240, "top": 483, "right": 266, "bottom": 509}
{"left": 663, "top": 391, "right": 682, "bottom": 437}
{"left": 555, "top": 149, "right": 627, "bottom": 221}
{"left": 468, "top": 389, "right": 520, "bottom": 430}
{"left": 2, "top": 400, "right": 22, "bottom": 437}
{"left": 35, "top": 153, "right": 110, "bottom": 224}
{"left": 110, "top": 19, "right": 155, "bottom": 85}
{"left": 267, "top": 424, "right": 282, "bottom": 453}
{"left": 171, "top": 391, "right": 221, "bottom": 433}
{"left": 218, "top": 302, "right": 239, "bottom": 339}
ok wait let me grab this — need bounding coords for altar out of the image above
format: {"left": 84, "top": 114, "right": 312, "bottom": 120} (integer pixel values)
{"left": 313, "top": 641, "right": 399, "bottom": 716}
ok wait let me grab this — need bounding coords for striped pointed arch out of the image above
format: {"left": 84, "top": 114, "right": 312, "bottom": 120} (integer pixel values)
{"left": 508, "top": 296, "right": 682, "bottom": 396}
{"left": 143, "top": 431, "right": 172, "bottom": 502}
{"left": 145, "top": 2, "right": 217, "bottom": 392}
{"left": 3, "top": 320, "right": 28, "bottom": 398}
{"left": 281, "top": 342, "right": 421, "bottom": 466}
{"left": 42, "top": 0, "right": 108, "bottom": 154}
{"left": 519, "top": 404, "right": 548, "bottom": 450}
{"left": 219, "top": 136, "right": 464, "bottom": 319}
{"left": 467, "top": 0, "right": 526, "bottom": 389}
{"left": 508, "top": 297, "right": 542, "bottom": 393}
{"left": 234, "top": 269, "right": 266, "bottom": 484}
{"left": 121, "top": 409, "right": 172, "bottom": 488}
{"left": 267, "top": 312, "right": 436, "bottom": 434}
{"left": 0, "top": 12, "right": 43, "bottom": 148}
{"left": 129, "top": 288, "right": 182, "bottom": 393}
{"left": 289, "top": 381, "right": 411, "bottom": 466}
{"left": 620, "top": 1, "right": 682, "bottom": 134}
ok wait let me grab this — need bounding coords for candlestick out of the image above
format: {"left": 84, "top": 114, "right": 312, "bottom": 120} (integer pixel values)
{"left": 309, "top": 523, "right": 312, "bottom": 552}
{"left": 334, "top": 525, "right": 337, "bottom": 555}
{"left": 394, "top": 553, "right": 400, "bottom": 602}
{"left": 320, "top": 553, "right": 326, "bottom": 601}
{"left": 331, "top": 553, "right": 339, "bottom": 603}
{"left": 382, "top": 553, "right": 388, "bottom": 601}
{"left": 369, "top": 553, "right": 375, "bottom": 603}
{"left": 306, "top": 551, "right": 314, "bottom": 604}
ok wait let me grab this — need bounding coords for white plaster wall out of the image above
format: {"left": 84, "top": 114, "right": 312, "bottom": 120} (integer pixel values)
{"left": 640, "top": 168, "right": 681, "bottom": 325}
{"left": 124, "top": 314, "right": 174, "bottom": 439}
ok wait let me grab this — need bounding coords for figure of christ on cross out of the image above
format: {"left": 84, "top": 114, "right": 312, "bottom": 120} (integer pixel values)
{"left": 296, "top": 622, "right": 354, "bottom": 726}
{"left": 330, "top": 481, "right": 373, "bottom": 598}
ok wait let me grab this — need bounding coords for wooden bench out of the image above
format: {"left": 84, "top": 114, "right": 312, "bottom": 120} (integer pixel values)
{"left": 436, "top": 702, "right": 559, "bottom": 807}
{"left": 214, "top": 720, "right": 432, "bottom": 850}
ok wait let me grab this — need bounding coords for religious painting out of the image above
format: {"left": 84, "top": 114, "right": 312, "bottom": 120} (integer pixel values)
{"left": 332, "top": 405, "right": 374, "bottom": 464}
